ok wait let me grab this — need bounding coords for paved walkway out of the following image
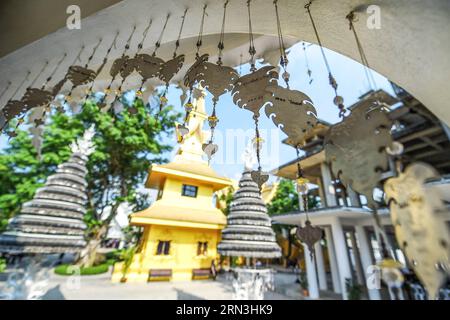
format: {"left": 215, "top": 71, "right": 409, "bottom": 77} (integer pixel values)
{"left": 1, "top": 266, "right": 304, "bottom": 300}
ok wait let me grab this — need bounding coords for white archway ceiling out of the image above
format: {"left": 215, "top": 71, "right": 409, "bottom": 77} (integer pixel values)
{"left": 0, "top": 0, "right": 449, "bottom": 125}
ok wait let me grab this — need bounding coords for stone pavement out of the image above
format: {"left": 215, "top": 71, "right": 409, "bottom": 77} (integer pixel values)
{"left": 40, "top": 271, "right": 300, "bottom": 300}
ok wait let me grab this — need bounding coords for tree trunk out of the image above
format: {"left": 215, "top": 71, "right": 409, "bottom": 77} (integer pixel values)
{"left": 78, "top": 225, "right": 108, "bottom": 268}
{"left": 78, "top": 184, "right": 125, "bottom": 268}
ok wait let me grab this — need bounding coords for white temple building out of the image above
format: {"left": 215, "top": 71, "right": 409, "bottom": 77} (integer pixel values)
{"left": 271, "top": 87, "right": 450, "bottom": 300}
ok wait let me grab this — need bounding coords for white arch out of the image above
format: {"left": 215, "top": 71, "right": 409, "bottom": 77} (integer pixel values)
{"left": 1, "top": 0, "right": 449, "bottom": 125}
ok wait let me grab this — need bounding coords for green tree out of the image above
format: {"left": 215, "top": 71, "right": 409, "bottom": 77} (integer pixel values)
{"left": 0, "top": 98, "right": 180, "bottom": 266}
{"left": 267, "top": 179, "right": 299, "bottom": 216}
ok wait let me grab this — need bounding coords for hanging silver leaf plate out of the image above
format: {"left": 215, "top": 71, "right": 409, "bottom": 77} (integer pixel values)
{"left": 231, "top": 66, "right": 278, "bottom": 117}
{"left": 296, "top": 220, "right": 323, "bottom": 258}
{"left": 202, "top": 142, "right": 218, "bottom": 160}
{"left": 324, "top": 101, "right": 393, "bottom": 207}
{"left": 183, "top": 54, "right": 209, "bottom": 89}
{"left": 265, "top": 85, "right": 318, "bottom": 147}
{"left": 1, "top": 100, "right": 27, "bottom": 122}
{"left": 384, "top": 162, "right": 450, "bottom": 299}
{"left": 110, "top": 55, "right": 135, "bottom": 78}
{"left": 67, "top": 66, "right": 97, "bottom": 87}
{"left": 159, "top": 55, "right": 185, "bottom": 85}
{"left": 135, "top": 54, "right": 164, "bottom": 80}
{"left": 250, "top": 170, "right": 269, "bottom": 190}
{"left": 197, "top": 62, "right": 239, "bottom": 100}
{"left": 22, "top": 88, "right": 54, "bottom": 109}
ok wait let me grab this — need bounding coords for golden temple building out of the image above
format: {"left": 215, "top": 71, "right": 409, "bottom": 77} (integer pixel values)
{"left": 112, "top": 88, "right": 233, "bottom": 282}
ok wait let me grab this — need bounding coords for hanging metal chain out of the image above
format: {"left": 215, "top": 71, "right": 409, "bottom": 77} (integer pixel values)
{"left": 28, "top": 61, "right": 50, "bottom": 89}
{"left": 346, "top": 11, "right": 377, "bottom": 90}
{"left": 217, "top": 0, "right": 229, "bottom": 65}
{"left": 153, "top": 14, "right": 170, "bottom": 57}
{"left": 302, "top": 42, "right": 313, "bottom": 84}
{"left": 273, "top": 0, "right": 289, "bottom": 87}
{"left": 99, "top": 25, "right": 137, "bottom": 106}
{"left": 173, "top": 9, "right": 188, "bottom": 58}
{"left": 247, "top": 0, "right": 257, "bottom": 72}
{"left": 41, "top": 53, "right": 68, "bottom": 90}
{"left": 5, "top": 61, "right": 50, "bottom": 136}
{"left": 64, "top": 38, "right": 103, "bottom": 104}
{"left": 254, "top": 114, "right": 262, "bottom": 171}
{"left": 305, "top": 1, "right": 346, "bottom": 117}
{"left": 80, "top": 31, "right": 120, "bottom": 105}
{"left": 138, "top": 19, "right": 153, "bottom": 52}
{"left": 196, "top": 4, "right": 208, "bottom": 58}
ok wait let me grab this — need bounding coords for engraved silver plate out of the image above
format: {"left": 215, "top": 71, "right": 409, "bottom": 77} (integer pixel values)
{"left": 384, "top": 162, "right": 450, "bottom": 299}
{"left": 264, "top": 86, "right": 317, "bottom": 147}
{"left": 67, "top": 66, "right": 97, "bottom": 87}
{"left": 197, "top": 62, "right": 239, "bottom": 100}
{"left": 183, "top": 54, "right": 209, "bottom": 89}
{"left": 231, "top": 66, "right": 278, "bottom": 117}
{"left": 324, "top": 102, "right": 393, "bottom": 207}
{"left": 296, "top": 220, "right": 323, "bottom": 258}
{"left": 22, "top": 88, "right": 53, "bottom": 109}
{"left": 135, "top": 54, "right": 164, "bottom": 80}
{"left": 110, "top": 55, "right": 136, "bottom": 78}
{"left": 159, "top": 55, "right": 185, "bottom": 85}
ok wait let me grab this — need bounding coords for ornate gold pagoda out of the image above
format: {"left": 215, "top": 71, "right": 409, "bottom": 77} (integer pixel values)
{"left": 112, "top": 88, "right": 232, "bottom": 282}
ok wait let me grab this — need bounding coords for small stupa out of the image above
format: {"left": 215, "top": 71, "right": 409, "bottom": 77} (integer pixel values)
{"left": 218, "top": 141, "right": 281, "bottom": 259}
{"left": 0, "top": 126, "right": 95, "bottom": 254}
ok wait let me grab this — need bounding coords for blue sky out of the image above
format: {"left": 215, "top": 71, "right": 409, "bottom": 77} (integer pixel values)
{"left": 0, "top": 41, "right": 395, "bottom": 182}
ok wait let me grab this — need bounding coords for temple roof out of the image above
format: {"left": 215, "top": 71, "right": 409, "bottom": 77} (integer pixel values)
{"left": 131, "top": 202, "right": 226, "bottom": 229}
{"left": 146, "top": 160, "right": 232, "bottom": 191}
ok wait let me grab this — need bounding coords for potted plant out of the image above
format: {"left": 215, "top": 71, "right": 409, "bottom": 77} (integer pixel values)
{"left": 299, "top": 271, "right": 309, "bottom": 297}
{"left": 345, "top": 278, "right": 363, "bottom": 300}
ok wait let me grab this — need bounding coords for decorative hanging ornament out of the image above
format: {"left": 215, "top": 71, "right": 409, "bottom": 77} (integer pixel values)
{"left": 384, "top": 163, "right": 450, "bottom": 300}
{"left": 265, "top": 86, "right": 317, "bottom": 147}
{"left": 296, "top": 220, "right": 323, "bottom": 260}
{"left": 0, "top": 71, "right": 31, "bottom": 131}
{"left": 198, "top": 0, "right": 238, "bottom": 160}
{"left": 324, "top": 92, "right": 394, "bottom": 208}
{"left": 98, "top": 25, "right": 138, "bottom": 110}
{"left": 157, "top": 10, "right": 188, "bottom": 113}
{"left": 21, "top": 52, "right": 68, "bottom": 125}
{"left": 232, "top": 0, "right": 279, "bottom": 189}
{"left": 305, "top": 1, "right": 346, "bottom": 117}
{"left": 76, "top": 31, "right": 120, "bottom": 110}
{"left": 264, "top": 1, "right": 318, "bottom": 147}
{"left": 183, "top": 4, "right": 209, "bottom": 123}
{"left": 62, "top": 38, "right": 104, "bottom": 107}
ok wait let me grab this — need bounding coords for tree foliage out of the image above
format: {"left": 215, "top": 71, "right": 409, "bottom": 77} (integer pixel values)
{"left": 0, "top": 98, "right": 181, "bottom": 234}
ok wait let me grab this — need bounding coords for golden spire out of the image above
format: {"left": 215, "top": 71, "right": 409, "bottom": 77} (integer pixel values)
{"left": 174, "top": 87, "right": 209, "bottom": 163}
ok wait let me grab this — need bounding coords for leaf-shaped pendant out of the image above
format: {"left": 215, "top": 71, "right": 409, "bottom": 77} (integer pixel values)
{"left": 231, "top": 66, "right": 278, "bottom": 117}
{"left": 265, "top": 86, "right": 318, "bottom": 147}
{"left": 135, "top": 54, "right": 164, "bottom": 80}
{"left": 324, "top": 93, "right": 394, "bottom": 207}
{"left": 384, "top": 163, "right": 450, "bottom": 300}
{"left": 22, "top": 88, "right": 54, "bottom": 109}
{"left": 197, "top": 62, "right": 239, "bottom": 100}
{"left": 202, "top": 142, "right": 219, "bottom": 160}
{"left": 159, "top": 55, "right": 185, "bottom": 85}
{"left": 296, "top": 220, "right": 323, "bottom": 259}
{"left": 184, "top": 54, "right": 209, "bottom": 89}
{"left": 67, "top": 66, "right": 97, "bottom": 87}
{"left": 250, "top": 169, "right": 269, "bottom": 190}
{"left": 2, "top": 100, "right": 27, "bottom": 121}
{"left": 110, "top": 55, "right": 133, "bottom": 78}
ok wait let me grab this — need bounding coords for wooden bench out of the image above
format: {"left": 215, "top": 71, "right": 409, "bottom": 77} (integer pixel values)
{"left": 192, "top": 268, "right": 212, "bottom": 280}
{"left": 148, "top": 269, "right": 172, "bottom": 281}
